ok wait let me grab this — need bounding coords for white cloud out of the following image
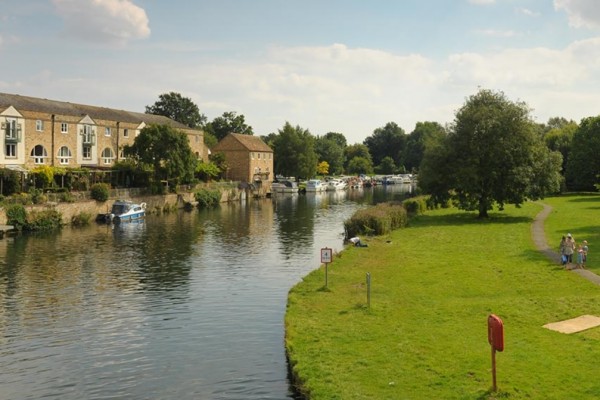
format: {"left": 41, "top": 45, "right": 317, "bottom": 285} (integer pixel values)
{"left": 468, "top": 0, "right": 496, "bottom": 5}
{"left": 555, "top": 0, "right": 600, "bottom": 29}
{"left": 516, "top": 8, "right": 541, "bottom": 17}
{"left": 52, "top": 0, "right": 150, "bottom": 44}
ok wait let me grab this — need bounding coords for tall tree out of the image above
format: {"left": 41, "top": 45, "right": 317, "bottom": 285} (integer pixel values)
{"left": 124, "top": 124, "right": 197, "bottom": 190}
{"left": 403, "top": 121, "right": 446, "bottom": 172}
{"left": 206, "top": 111, "right": 253, "bottom": 141}
{"left": 419, "top": 89, "right": 562, "bottom": 218}
{"left": 145, "top": 92, "right": 207, "bottom": 129}
{"left": 273, "top": 122, "right": 318, "bottom": 180}
{"left": 565, "top": 116, "right": 600, "bottom": 191}
{"left": 315, "top": 135, "right": 345, "bottom": 175}
{"left": 543, "top": 119, "right": 577, "bottom": 176}
{"left": 323, "top": 132, "right": 347, "bottom": 149}
{"left": 364, "top": 122, "right": 406, "bottom": 168}
{"left": 344, "top": 144, "right": 373, "bottom": 174}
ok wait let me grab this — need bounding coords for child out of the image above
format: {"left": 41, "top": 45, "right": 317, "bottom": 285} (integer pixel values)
{"left": 576, "top": 244, "right": 584, "bottom": 269}
{"left": 582, "top": 240, "right": 589, "bottom": 268}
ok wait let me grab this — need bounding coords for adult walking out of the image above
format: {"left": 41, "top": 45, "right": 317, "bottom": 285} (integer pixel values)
{"left": 559, "top": 236, "right": 567, "bottom": 266}
{"left": 564, "top": 233, "right": 576, "bottom": 269}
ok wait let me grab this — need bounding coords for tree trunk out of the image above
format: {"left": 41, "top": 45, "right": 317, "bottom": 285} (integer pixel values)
{"left": 478, "top": 200, "right": 489, "bottom": 218}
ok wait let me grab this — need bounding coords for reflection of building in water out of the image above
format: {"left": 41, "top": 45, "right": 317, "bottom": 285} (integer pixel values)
{"left": 209, "top": 199, "right": 275, "bottom": 249}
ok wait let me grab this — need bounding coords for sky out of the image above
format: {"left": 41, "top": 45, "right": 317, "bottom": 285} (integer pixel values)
{"left": 1, "top": 0, "right": 600, "bottom": 144}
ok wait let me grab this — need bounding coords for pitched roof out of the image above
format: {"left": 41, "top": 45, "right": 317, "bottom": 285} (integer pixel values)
{"left": 0, "top": 92, "right": 191, "bottom": 130}
{"left": 215, "top": 133, "right": 272, "bottom": 152}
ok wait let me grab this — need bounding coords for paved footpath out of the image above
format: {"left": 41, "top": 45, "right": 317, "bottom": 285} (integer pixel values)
{"left": 533, "top": 203, "right": 600, "bottom": 286}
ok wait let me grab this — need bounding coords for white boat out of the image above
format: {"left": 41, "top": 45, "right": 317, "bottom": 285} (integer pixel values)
{"left": 326, "top": 179, "right": 348, "bottom": 191}
{"left": 105, "top": 200, "right": 147, "bottom": 223}
{"left": 271, "top": 180, "right": 298, "bottom": 193}
{"left": 305, "top": 179, "right": 325, "bottom": 192}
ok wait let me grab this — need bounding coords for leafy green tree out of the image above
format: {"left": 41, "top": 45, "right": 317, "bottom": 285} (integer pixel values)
{"left": 544, "top": 119, "right": 577, "bottom": 175}
{"left": 124, "top": 124, "right": 197, "bottom": 190}
{"left": 196, "top": 160, "right": 221, "bottom": 182}
{"left": 315, "top": 135, "right": 344, "bottom": 175}
{"left": 375, "top": 156, "right": 397, "bottom": 174}
{"left": 403, "top": 121, "right": 446, "bottom": 172}
{"left": 344, "top": 143, "right": 371, "bottom": 167}
{"left": 364, "top": 122, "right": 406, "bottom": 168}
{"left": 565, "top": 116, "right": 600, "bottom": 191}
{"left": 206, "top": 111, "right": 253, "bottom": 142}
{"left": 145, "top": 92, "right": 207, "bottom": 129}
{"left": 347, "top": 157, "right": 374, "bottom": 175}
{"left": 420, "top": 89, "right": 562, "bottom": 218}
{"left": 323, "top": 132, "right": 347, "bottom": 149}
{"left": 273, "top": 122, "right": 318, "bottom": 180}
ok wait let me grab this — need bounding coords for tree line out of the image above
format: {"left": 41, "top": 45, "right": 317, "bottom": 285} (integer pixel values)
{"left": 141, "top": 89, "right": 600, "bottom": 217}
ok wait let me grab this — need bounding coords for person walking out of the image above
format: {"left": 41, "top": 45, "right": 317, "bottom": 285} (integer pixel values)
{"left": 582, "top": 240, "right": 589, "bottom": 268}
{"left": 559, "top": 236, "right": 567, "bottom": 267}
{"left": 564, "top": 233, "right": 576, "bottom": 269}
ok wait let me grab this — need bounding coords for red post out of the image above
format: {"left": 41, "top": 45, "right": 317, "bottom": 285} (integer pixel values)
{"left": 487, "top": 314, "right": 504, "bottom": 392}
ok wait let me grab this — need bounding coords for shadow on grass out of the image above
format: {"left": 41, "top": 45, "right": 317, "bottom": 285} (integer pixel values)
{"left": 475, "top": 389, "right": 511, "bottom": 399}
{"left": 562, "top": 193, "right": 600, "bottom": 203}
{"left": 411, "top": 211, "right": 532, "bottom": 228}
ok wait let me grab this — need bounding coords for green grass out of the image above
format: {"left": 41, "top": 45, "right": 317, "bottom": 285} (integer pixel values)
{"left": 286, "top": 196, "right": 600, "bottom": 399}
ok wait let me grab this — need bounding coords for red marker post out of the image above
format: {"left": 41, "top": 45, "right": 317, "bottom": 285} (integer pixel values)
{"left": 487, "top": 314, "right": 504, "bottom": 392}
{"left": 321, "top": 248, "right": 333, "bottom": 287}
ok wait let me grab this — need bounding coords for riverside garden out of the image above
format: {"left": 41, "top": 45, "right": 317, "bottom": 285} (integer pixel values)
{"left": 285, "top": 194, "right": 600, "bottom": 399}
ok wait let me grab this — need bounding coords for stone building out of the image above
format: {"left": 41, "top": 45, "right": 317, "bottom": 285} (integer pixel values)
{"left": 0, "top": 92, "right": 208, "bottom": 171}
{"left": 211, "top": 133, "right": 273, "bottom": 186}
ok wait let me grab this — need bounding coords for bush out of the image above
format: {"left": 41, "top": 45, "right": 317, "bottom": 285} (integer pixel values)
{"left": 24, "top": 209, "right": 63, "bottom": 231}
{"left": 403, "top": 196, "right": 428, "bottom": 215}
{"left": 71, "top": 212, "right": 92, "bottom": 226}
{"left": 28, "top": 188, "right": 47, "bottom": 204}
{"left": 344, "top": 202, "right": 408, "bottom": 238}
{"left": 90, "top": 183, "right": 110, "bottom": 202}
{"left": 6, "top": 204, "right": 27, "bottom": 231}
{"left": 194, "top": 188, "right": 221, "bottom": 209}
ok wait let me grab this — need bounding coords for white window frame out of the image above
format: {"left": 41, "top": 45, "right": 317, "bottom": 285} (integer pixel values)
{"left": 31, "top": 145, "right": 48, "bottom": 164}
{"left": 36, "top": 120, "right": 44, "bottom": 131}
{"left": 101, "top": 147, "right": 115, "bottom": 164}
{"left": 82, "top": 145, "right": 92, "bottom": 160}
{"left": 61, "top": 122, "right": 68, "bottom": 133}
{"left": 5, "top": 143, "right": 16, "bottom": 158}
{"left": 105, "top": 127, "right": 111, "bottom": 136}
{"left": 58, "top": 146, "right": 72, "bottom": 165}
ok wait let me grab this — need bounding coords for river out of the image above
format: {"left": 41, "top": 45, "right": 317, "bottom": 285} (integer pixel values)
{"left": 0, "top": 185, "right": 412, "bottom": 400}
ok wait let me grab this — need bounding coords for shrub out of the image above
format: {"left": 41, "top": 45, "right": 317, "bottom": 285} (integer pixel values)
{"left": 28, "top": 188, "right": 47, "bottom": 204}
{"left": 403, "top": 196, "right": 428, "bottom": 215}
{"left": 6, "top": 204, "right": 27, "bottom": 231}
{"left": 71, "top": 212, "right": 92, "bottom": 226}
{"left": 24, "top": 209, "right": 63, "bottom": 231}
{"left": 344, "top": 202, "right": 408, "bottom": 238}
{"left": 90, "top": 183, "right": 110, "bottom": 202}
{"left": 194, "top": 188, "right": 221, "bottom": 209}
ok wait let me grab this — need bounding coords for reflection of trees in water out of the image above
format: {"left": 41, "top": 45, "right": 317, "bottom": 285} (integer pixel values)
{"left": 273, "top": 194, "right": 315, "bottom": 257}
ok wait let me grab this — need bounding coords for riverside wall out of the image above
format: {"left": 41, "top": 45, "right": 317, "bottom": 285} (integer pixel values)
{"left": 0, "top": 184, "right": 268, "bottom": 226}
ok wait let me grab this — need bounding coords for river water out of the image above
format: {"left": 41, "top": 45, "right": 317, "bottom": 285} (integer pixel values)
{"left": 0, "top": 185, "right": 412, "bottom": 400}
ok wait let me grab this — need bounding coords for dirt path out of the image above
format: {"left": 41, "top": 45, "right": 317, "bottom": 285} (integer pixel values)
{"left": 533, "top": 203, "right": 600, "bottom": 286}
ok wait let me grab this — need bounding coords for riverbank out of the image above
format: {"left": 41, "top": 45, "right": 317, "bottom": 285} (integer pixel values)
{"left": 285, "top": 195, "right": 600, "bottom": 399}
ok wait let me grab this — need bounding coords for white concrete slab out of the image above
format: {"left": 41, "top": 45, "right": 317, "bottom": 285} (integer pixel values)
{"left": 543, "top": 315, "right": 600, "bottom": 334}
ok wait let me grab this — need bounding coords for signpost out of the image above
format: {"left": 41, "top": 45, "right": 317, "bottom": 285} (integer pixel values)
{"left": 487, "top": 314, "right": 504, "bottom": 392}
{"left": 321, "top": 248, "right": 333, "bottom": 287}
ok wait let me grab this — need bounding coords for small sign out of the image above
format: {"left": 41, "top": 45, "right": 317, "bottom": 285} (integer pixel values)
{"left": 321, "top": 247, "right": 333, "bottom": 264}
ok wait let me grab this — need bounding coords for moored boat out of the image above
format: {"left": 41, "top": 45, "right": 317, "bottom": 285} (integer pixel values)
{"left": 305, "top": 179, "right": 325, "bottom": 192}
{"left": 105, "top": 200, "right": 147, "bottom": 223}
{"left": 326, "top": 179, "right": 348, "bottom": 191}
{"left": 271, "top": 180, "right": 299, "bottom": 193}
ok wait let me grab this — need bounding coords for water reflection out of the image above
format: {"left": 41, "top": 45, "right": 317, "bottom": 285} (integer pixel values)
{"left": 0, "top": 185, "right": 415, "bottom": 399}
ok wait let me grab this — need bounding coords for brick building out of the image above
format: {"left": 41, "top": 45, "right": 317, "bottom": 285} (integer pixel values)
{"left": 211, "top": 133, "right": 273, "bottom": 185}
{"left": 0, "top": 93, "right": 208, "bottom": 171}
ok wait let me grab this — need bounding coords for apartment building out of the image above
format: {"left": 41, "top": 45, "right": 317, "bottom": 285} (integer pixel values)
{"left": 0, "top": 93, "right": 207, "bottom": 171}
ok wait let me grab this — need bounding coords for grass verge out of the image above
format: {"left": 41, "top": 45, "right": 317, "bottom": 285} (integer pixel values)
{"left": 285, "top": 196, "right": 600, "bottom": 399}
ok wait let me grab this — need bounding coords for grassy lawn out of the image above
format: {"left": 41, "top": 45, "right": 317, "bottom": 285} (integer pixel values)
{"left": 285, "top": 195, "right": 600, "bottom": 399}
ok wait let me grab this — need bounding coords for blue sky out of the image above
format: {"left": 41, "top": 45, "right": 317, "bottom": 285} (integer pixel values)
{"left": 1, "top": 0, "right": 600, "bottom": 144}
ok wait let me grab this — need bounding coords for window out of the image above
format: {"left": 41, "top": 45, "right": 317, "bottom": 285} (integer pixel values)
{"left": 61, "top": 122, "right": 68, "bottom": 133}
{"left": 36, "top": 120, "right": 43, "bottom": 131}
{"left": 258, "top": 153, "right": 261, "bottom": 160}
{"left": 101, "top": 147, "right": 115, "bottom": 164}
{"left": 251, "top": 152, "right": 254, "bottom": 159}
{"left": 4, "top": 119, "right": 21, "bottom": 142}
{"left": 123, "top": 129, "right": 129, "bottom": 138}
{"left": 58, "top": 146, "right": 72, "bottom": 165}
{"left": 5, "top": 143, "right": 16, "bottom": 158}
{"left": 81, "top": 124, "right": 95, "bottom": 144}
{"left": 105, "top": 127, "right": 111, "bottom": 136}
{"left": 82, "top": 145, "right": 92, "bottom": 160}
{"left": 31, "top": 145, "right": 48, "bottom": 164}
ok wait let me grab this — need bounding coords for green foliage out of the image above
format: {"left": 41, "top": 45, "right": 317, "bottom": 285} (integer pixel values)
{"left": 273, "top": 122, "right": 318, "bottom": 179}
{"left": 565, "top": 116, "right": 600, "bottom": 191}
{"left": 402, "top": 196, "right": 428, "bottom": 215}
{"left": 30, "top": 165, "right": 54, "bottom": 189}
{"left": 315, "top": 135, "right": 344, "bottom": 175}
{"left": 205, "top": 111, "right": 253, "bottom": 141}
{"left": 403, "top": 121, "right": 446, "bottom": 172}
{"left": 375, "top": 156, "right": 397, "bottom": 174}
{"left": 6, "top": 204, "right": 27, "bottom": 230}
{"left": 419, "top": 88, "right": 562, "bottom": 218}
{"left": 543, "top": 119, "right": 577, "bottom": 175}
{"left": 196, "top": 160, "right": 221, "bottom": 182}
{"left": 364, "top": 121, "right": 406, "bottom": 167}
{"left": 24, "top": 209, "right": 63, "bottom": 231}
{"left": 28, "top": 188, "right": 47, "bottom": 204}
{"left": 90, "top": 183, "right": 110, "bottom": 202}
{"left": 346, "top": 156, "right": 373, "bottom": 175}
{"left": 316, "top": 161, "right": 329, "bottom": 176}
{"left": 194, "top": 188, "right": 222, "bottom": 208}
{"left": 0, "top": 168, "right": 20, "bottom": 195}
{"left": 343, "top": 201, "right": 408, "bottom": 237}
{"left": 71, "top": 212, "right": 92, "bottom": 226}
{"left": 124, "top": 124, "right": 197, "bottom": 187}
{"left": 145, "top": 92, "right": 207, "bottom": 128}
